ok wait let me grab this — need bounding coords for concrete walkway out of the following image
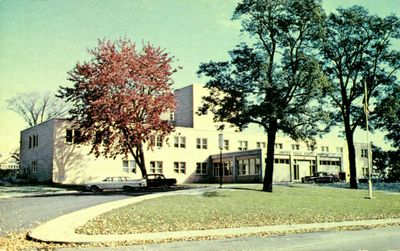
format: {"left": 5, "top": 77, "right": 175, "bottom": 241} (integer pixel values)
{"left": 28, "top": 188, "right": 400, "bottom": 244}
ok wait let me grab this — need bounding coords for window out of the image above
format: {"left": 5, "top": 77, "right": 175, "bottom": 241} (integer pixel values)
{"left": 169, "top": 112, "right": 175, "bottom": 121}
{"left": 213, "top": 160, "right": 233, "bottom": 176}
{"left": 150, "top": 135, "right": 163, "bottom": 148}
{"left": 293, "top": 161, "right": 299, "bottom": 180}
{"left": 319, "top": 160, "right": 340, "bottom": 166}
{"left": 275, "top": 143, "right": 283, "bottom": 149}
{"left": 274, "top": 158, "right": 289, "bottom": 164}
{"left": 156, "top": 137, "right": 163, "bottom": 147}
{"left": 237, "top": 158, "right": 260, "bottom": 175}
{"left": 224, "top": 139, "right": 229, "bottom": 150}
{"left": 196, "top": 162, "right": 208, "bottom": 175}
{"left": 29, "top": 134, "right": 39, "bottom": 148}
{"left": 321, "top": 146, "right": 329, "bottom": 152}
{"left": 336, "top": 147, "right": 343, "bottom": 153}
{"left": 307, "top": 144, "right": 315, "bottom": 152}
{"left": 66, "top": 129, "right": 81, "bottom": 144}
{"left": 310, "top": 160, "right": 317, "bottom": 174}
{"left": 196, "top": 138, "right": 208, "bottom": 149}
{"left": 174, "top": 136, "right": 186, "bottom": 148}
{"left": 238, "top": 140, "right": 248, "bottom": 151}
{"left": 31, "top": 160, "right": 38, "bottom": 173}
{"left": 291, "top": 144, "right": 300, "bottom": 151}
{"left": 362, "top": 167, "right": 368, "bottom": 176}
{"left": 174, "top": 162, "right": 186, "bottom": 174}
{"left": 257, "top": 142, "right": 266, "bottom": 149}
{"left": 122, "top": 159, "right": 136, "bottom": 173}
{"left": 66, "top": 130, "right": 73, "bottom": 143}
{"left": 361, "top": 149, "right": 368, "bottom": 158}
{"left": 33, "top": 135, "right": 38, "bottom": 147}
{"left": 150, "top": 161, "right": 163, "bottom": 174}
{"left": 238, "top": 159, "right": 248, "bottom": 175}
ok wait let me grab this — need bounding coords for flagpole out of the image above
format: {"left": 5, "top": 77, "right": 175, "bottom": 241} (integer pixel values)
{"left": 364, "top": 81, "right": 373, "bottom": 199}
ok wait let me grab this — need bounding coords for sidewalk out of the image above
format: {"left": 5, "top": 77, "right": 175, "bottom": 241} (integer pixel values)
{"left": 28, "top": 188, "right": 400, "bottom": 244}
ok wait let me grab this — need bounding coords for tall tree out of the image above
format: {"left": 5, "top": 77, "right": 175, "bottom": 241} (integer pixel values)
{"left": 372, "top": 85, "right": 400, "bottom": 149}
{"left": 372, "top": 146, "right": 400, "bottom": 182}
{"left": 198, "top": 0, "right": 328, "bottom": 192}
{"left": 319, "top": 6, "right": 400, "bottom": 188}
{"left": 7, "top": 91, "right": 70, "bottom": 127}
{"left": 58, "top": 39, "right": 176, "bottom": 177}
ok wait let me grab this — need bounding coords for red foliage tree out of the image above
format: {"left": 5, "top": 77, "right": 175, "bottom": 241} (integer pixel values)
{"left": 58, "top": 39, "right": 176, "bottom": 177}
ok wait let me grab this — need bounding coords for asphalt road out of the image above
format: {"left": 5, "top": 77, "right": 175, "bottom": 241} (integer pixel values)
{"left": 0, "top": 192, "right": 142, "bottom": 236}
{"left": 60, "top": 226, "right": 400, "bottom": 251}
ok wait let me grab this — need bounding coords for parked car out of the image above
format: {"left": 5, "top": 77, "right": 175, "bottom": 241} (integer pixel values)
{"left": 86, "top": 176, "right": 147, "bottom": 192}
{"left": 301, "top": 172, "right": 340, "bottom": 183}
{"left": 144, "top": 174, "right": 177, "bottom": 189}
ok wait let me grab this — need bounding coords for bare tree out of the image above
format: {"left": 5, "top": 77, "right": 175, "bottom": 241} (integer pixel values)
{"left": 7, "top": 91, "right": 70, "bottom": 127}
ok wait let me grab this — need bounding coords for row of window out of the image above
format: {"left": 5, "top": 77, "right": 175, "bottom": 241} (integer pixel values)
{"left": 122, "top": 159, "right": 262, "bottom": 177}
{"left": 122, "top": 160, "right": 203, "bottom": 175}
{"left": 62, "top": 130, "right": 366, "bottom": 158}
{"left": 212, "top": 158, "right": 261, "bottom": 176}
{"left": 276, "top": 143, "right": 343, "bottom": 153}
{"left": 274, "top": 158, "right": 340, "bottom": 166}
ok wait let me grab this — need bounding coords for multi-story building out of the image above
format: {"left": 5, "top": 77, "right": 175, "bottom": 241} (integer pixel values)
{"left": 19, "top": 84, "right": 368, "bottom": 184}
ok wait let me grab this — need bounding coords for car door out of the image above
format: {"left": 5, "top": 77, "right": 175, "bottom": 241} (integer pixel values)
{"left": 101, "top": 177, "right": 113, "bottom": 189}
{"left": 112, "top": 177, "right": 123, "bottom": 189}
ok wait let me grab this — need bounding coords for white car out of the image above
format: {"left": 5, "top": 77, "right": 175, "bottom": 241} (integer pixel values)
{"left": 86, "top": 176, "right": 147, "bottom": 192}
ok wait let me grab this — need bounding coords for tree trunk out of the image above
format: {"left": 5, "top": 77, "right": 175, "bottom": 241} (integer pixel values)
{"left": 263, "top": 120, "right": 278, "bottom": 192}
{"left": 137, "top": 144, "right": 147, "bottom": 178}
{"left": 344, "top": 119, "right": 358, "bottom": 189}
{"left": 129, "top": 143, "right": 147, "bottom": 178}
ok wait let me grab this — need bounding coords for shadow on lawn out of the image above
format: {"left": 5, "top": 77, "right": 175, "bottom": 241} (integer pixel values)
{"left": 223, "top": 187, "right": 264, "bottom": 192}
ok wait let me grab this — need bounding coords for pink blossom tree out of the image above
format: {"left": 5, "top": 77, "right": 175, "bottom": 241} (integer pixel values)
{"left": 58, "top": 39, "right": 177, "bottom": 177}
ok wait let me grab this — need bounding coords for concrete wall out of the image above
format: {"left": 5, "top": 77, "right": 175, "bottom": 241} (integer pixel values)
{"left": 20, "top": 120, "right": 55, "bottom": 182}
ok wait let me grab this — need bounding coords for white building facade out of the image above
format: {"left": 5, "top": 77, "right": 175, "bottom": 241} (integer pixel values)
{"left": 19, "top": 84, "right": 369, "bottom": 184}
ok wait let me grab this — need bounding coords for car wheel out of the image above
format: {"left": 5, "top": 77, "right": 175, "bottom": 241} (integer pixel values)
{"left": 91, "top": 185, "right": 102, "bottom": 193}
{"left": 161, "top": 184, "right": 169, "bottom": 189}
{"left": 138, "top": 184, "right": 145, "bottom": 191}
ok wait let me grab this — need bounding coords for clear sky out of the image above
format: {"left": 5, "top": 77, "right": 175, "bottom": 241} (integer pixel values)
{"left": 0, "top": 0, "right": 399, "bottom": 154}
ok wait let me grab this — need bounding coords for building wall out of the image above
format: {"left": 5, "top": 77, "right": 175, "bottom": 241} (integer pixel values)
{"left": 51, "top": 119, "right": 136, "bottom": 184}
{"left": 19, "top": 84, "right": 368, "bottom": 185}
{"left": 174, "top": 85, "right": 193, "bottom": 128}
{"left": 20, "top": 120, "right": 55, "bottom": 182}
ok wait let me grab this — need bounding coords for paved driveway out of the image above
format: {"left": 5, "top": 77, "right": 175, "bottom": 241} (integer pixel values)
{"left": 0, "top": 192, "right": 143, "bottom": 236}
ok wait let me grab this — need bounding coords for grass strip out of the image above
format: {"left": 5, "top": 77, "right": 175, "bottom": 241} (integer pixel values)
{"left": 77, "top": 185, "right": 400, "bottom": 235}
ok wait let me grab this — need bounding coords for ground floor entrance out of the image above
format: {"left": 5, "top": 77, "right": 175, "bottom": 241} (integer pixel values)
{"left": 210, "top": 149, "right": 262, "bottom": 183}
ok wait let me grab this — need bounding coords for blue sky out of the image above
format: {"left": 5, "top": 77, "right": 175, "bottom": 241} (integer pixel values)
{"left": 0, "top": 0, "right": 399, "bottom": 153}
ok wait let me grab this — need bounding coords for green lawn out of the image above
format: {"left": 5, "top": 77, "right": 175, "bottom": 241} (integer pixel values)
{"left": 77, "top": 184, "right": 400, "bottom": 235}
